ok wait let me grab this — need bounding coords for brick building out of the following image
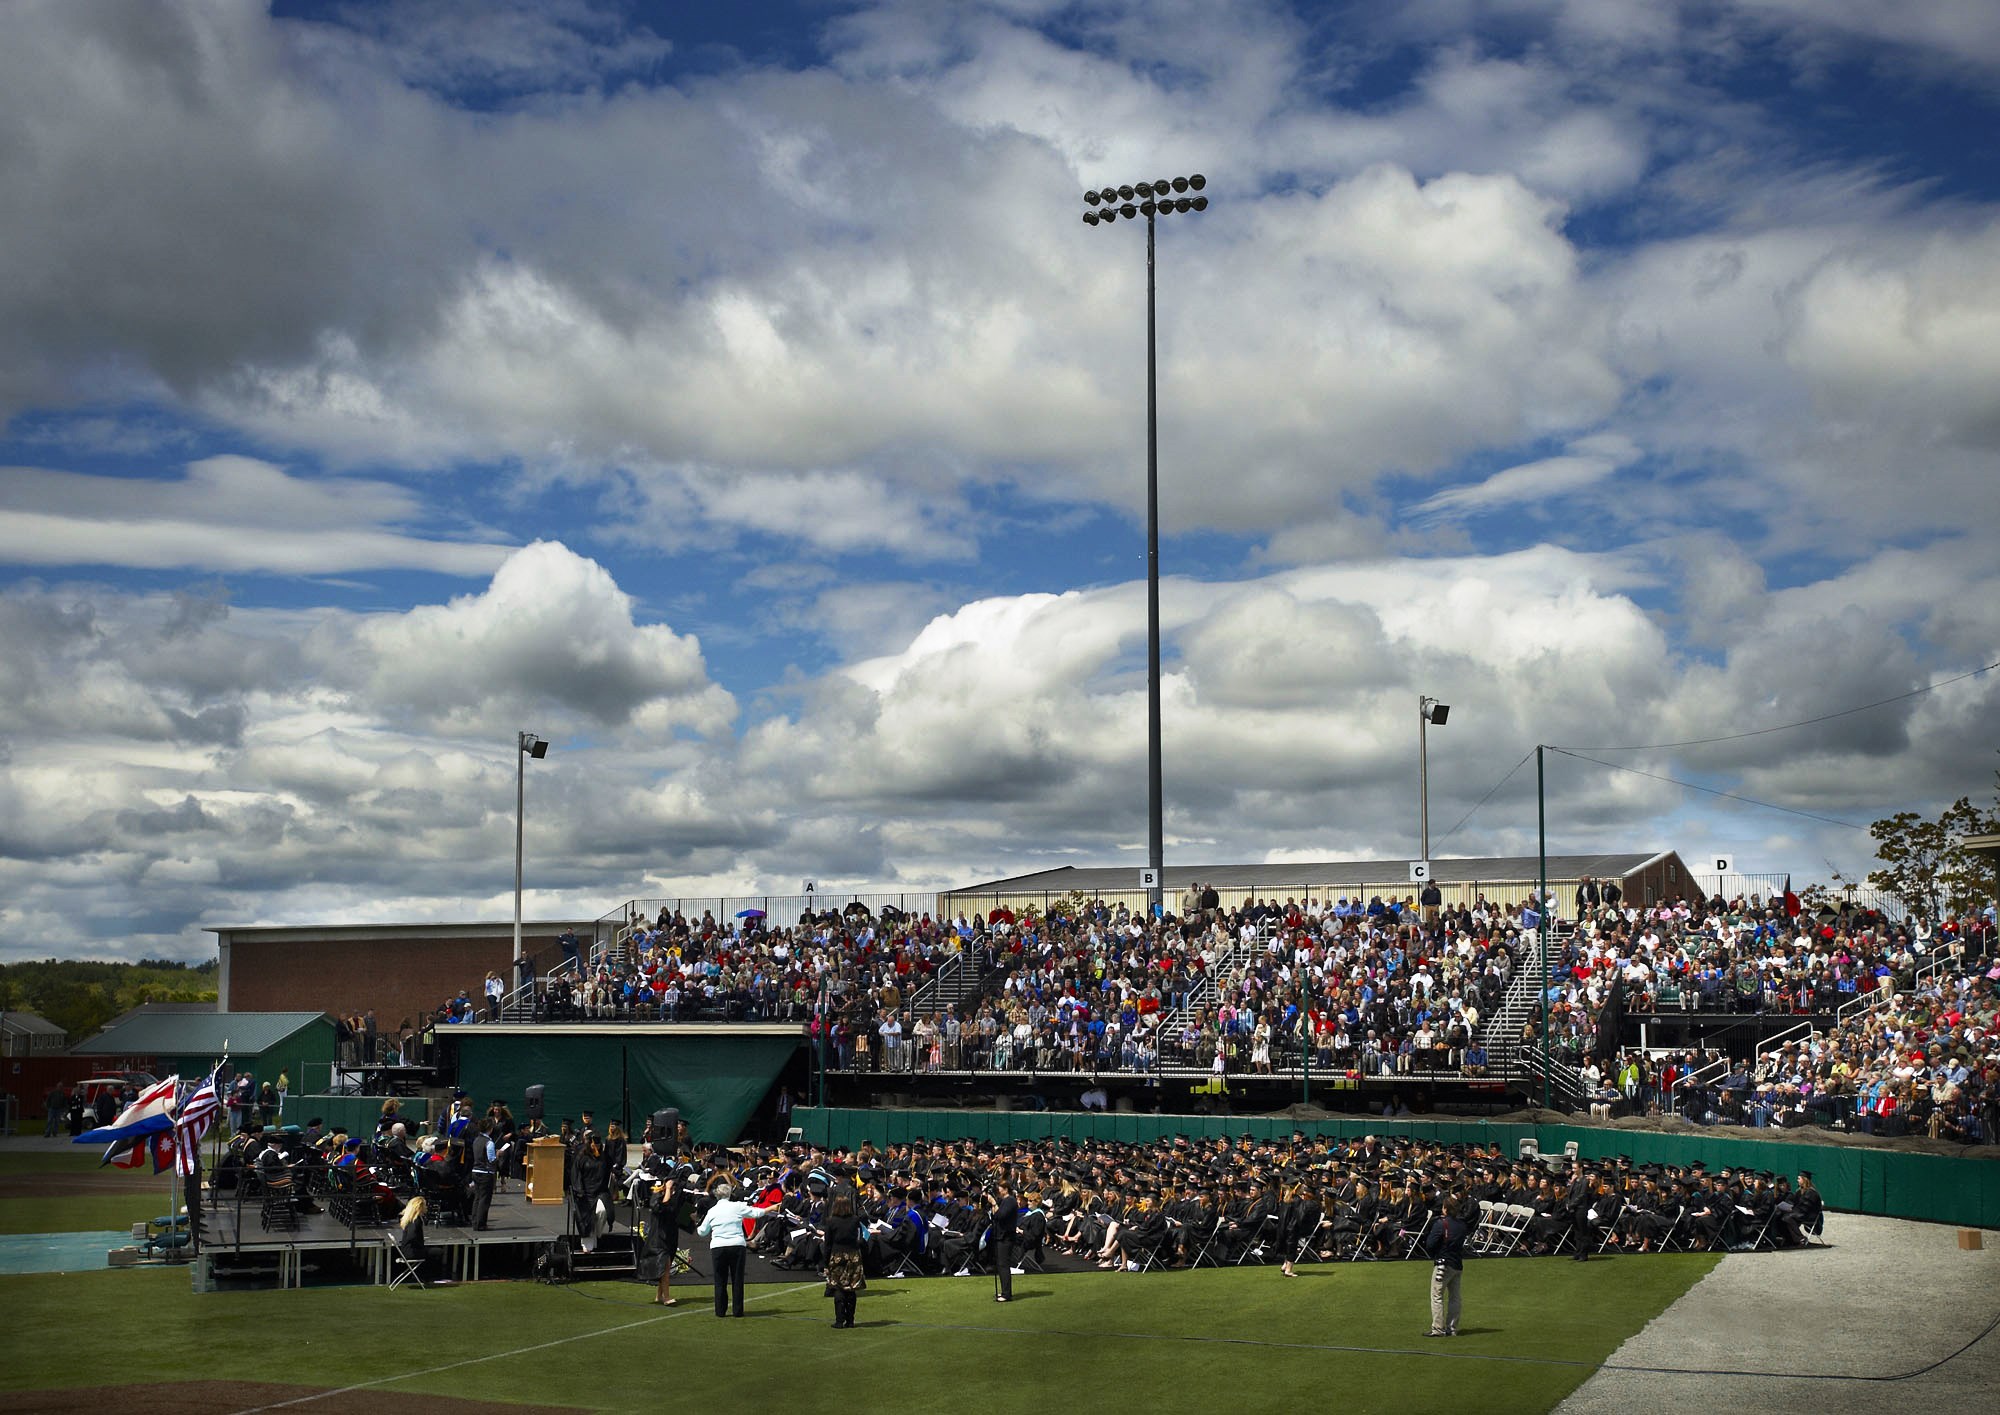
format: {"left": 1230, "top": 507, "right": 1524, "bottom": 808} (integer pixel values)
{"left": 207, "top": 920, "right": 591, "bottom": 1031}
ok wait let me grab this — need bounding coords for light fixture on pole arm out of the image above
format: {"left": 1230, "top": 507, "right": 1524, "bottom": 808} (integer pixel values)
{"left": 1082, "top": 171, "right": 1211, "bottom": 920}
{"left": 1418, "top": 696, "right": 1449, "bottom": 863}
{"left": 514, "top": 731, "right": 549, "bottom": 968}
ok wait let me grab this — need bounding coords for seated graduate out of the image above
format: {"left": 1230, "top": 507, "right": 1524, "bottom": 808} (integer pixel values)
{"left": 864, "top": 1189, "right": 926, "bottom": 1272}
{"left": 1113, "top": 1190, "right": 1169, "bottom": 1268}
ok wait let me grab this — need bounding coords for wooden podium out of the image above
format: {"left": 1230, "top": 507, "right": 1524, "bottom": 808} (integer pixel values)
{"left": 526, "top": 1137, "right": 566, "bottom": 1204}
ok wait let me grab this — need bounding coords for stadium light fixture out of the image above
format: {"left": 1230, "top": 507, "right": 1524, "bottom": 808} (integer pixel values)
{"left": 1079, "top": 172, "right": 1212, "bottom": 919}
{"left": 515, "top": 731, "right": 549, "bottom": 966}
{"left": 1419, "top": 697, "right": 1450, "bottom": 863}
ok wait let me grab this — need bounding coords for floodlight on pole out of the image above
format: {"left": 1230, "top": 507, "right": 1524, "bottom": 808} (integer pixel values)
{"left": 1081, "top": 171, "right": 1211, "bottom": 919}
{"left": 514, "top": 731, "right": 549, "bottom": 966}
{"left": 1419, "top": 696, "right": 1450, "bottom": 863}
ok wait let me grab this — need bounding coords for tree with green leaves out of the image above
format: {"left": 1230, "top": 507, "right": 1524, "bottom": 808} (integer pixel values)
{"left": 1866, "top": 783, "right": 2000, "bottom": 922}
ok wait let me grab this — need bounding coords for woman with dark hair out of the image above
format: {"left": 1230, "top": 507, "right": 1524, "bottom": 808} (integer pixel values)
{"left": 822, "top": 1184, "right": 866, "bottom": 1328}
{"left": 640, "top": 1163, "right": 683, "bottom": 1306}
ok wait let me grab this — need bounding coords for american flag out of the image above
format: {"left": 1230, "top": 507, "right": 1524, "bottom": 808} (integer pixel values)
{"left": 173, "top": 1069, "right": 223, "bottom": 1178}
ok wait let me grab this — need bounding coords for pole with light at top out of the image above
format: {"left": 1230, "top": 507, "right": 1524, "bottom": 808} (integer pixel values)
{"left": 514, "top": 731, "right": 549, "bottom": 967}
{"left": 1082, "top": 173, "right": 1210, "bottom": 919}
{"left": 1419, "top": 696, "right": 1450, "bottom": 862}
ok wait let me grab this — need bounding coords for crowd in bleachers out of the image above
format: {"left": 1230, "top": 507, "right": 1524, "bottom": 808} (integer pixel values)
{"left": 459, "top": 885, "right": 1997, "bottom": 1128}
{"left": 1736, "top": 937, "right": 1999, "bottom": 1143}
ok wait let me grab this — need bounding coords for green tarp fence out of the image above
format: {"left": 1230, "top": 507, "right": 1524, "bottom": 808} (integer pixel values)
{"left": 792, "top": 1107, "right": 2000, "bottom": 1229}
{"left": 278, "top": 1094, "right": 423, "bottom": 1138}
{"left": 456, "top": 1033, "right": 797, "bottom": 1143}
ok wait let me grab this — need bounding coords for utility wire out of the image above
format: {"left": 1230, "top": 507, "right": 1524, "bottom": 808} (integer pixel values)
{"left": 1430, "top": 747, "right": 1536, "bottom": 853}
{"left": 1556, "top": 656, "right": 2000, "bottom": 752}
{"left": 1547, "top": 746, "right": 1864, "bottom": 831}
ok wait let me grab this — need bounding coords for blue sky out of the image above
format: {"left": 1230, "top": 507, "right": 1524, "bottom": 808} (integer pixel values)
{"left": 2, "top": 0, "right": 1997, "bottom": 961}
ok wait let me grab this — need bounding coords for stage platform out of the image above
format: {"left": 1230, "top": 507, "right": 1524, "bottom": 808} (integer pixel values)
{"left": 188, "top": 1183, "right": 1119, "bottom": 1292}
{"left": 192, "top": 1184, "right": 595, "bottom": 1290}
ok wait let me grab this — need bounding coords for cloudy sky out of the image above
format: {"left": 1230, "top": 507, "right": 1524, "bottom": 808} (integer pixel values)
{"left": 3, "top": 0, "right": 1998, "bottom": 963}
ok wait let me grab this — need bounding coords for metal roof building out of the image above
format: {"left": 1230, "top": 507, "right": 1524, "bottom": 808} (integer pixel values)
{"left": 943, "top": 850, "right": 1701, "bottom": 917}
{"left": 70, "top": 1008, "right": 337, "bottom": 1094}
{"left": 0, "top": 1010, "right": 67, "bottom": 1057}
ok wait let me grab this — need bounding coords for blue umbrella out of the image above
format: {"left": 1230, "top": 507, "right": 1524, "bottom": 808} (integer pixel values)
{"left": 736, "top": 908, "right": 766, "bottom": 919}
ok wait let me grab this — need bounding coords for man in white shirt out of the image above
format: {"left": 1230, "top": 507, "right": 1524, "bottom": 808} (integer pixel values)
{"left": 697, "top": 1182, "right": 779, "bottom": 1318}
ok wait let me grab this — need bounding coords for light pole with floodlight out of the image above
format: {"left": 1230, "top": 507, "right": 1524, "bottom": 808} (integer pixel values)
{"left": 1083, "top": 173, "right": 1210, "bottom": 918}
{"left": 1418, "top": 696, "right": 1449, "bottom": 862}
{"left": 514, "top": 731, "right": 549, "bottom": 966}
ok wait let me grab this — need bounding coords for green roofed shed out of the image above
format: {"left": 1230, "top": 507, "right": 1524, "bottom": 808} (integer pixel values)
{"left": 70, "top": 1009, "right": 336, "bottom": 1096}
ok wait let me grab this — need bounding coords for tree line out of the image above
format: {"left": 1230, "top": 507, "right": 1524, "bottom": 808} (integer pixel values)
{"left": 0, "top": 956, "right": 218, "bottom": 1041}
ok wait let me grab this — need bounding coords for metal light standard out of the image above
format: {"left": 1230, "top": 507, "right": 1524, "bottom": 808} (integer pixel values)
{"left": 514, "top": 731, "right": 549, "bottom": 967}
{"left": 1418, "top": 697, "right": 1450, "bottom": 862}
{"left": 1083, "top": 173, "right": 1209, "bottom": 918}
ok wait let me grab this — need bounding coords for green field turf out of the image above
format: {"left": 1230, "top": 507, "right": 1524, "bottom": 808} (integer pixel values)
{"left": 0, "top": 1253, "right": 1716, "bottom": 1414}
{"left": 0, "top": 1151, "right": 108, "bottom": 1175}
{"left": 0, "top": 1150, "right": 187, "bottom": 1234}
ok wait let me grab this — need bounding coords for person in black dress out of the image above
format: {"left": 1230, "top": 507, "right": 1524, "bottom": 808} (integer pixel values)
{"left": 822, "top": 1184, "right": 866, "bottom": 1328}
{"left": 640, "top": 1160, "right": 683, "bottom": 1306}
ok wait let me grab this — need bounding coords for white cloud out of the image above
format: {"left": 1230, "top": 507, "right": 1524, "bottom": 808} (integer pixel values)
{"left": 0, "top": 456, "right": 511, "bottom": 575}
{"left": 338, "top": 540, "right": 736, "bottom": 735}
{"left": 1411, "top": 434, "right": 1639, "bottom": 521}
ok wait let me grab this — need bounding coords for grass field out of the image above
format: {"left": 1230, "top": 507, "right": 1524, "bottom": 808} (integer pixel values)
{"left": 0, "top": 1144, "right": 1718, "bottom": 1413}
{"left": 0, "top": 1150, "right": 186, "bottom": 1236}
{"left": 0, "top": 1255, "right": 1716, "bottom": 1414}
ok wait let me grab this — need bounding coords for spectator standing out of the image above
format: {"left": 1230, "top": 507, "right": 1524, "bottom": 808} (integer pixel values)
{"left": 230, "top": 1073, "right": 255, "bottom": 1132}
{"left": 43, "top": 1083, "right": 68, "bottom": 1138}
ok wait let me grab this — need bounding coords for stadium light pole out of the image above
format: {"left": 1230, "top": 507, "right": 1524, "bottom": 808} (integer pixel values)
{"left": 1082, "top": 172, "right": 1210, "bottom": 919}
{"left": 1536, "top": 744, "right": 1550, "bottom": 1110}
{"left": 1418, "top": 697, "right": 1449, "bottom": 862}
{"left": 514, "top": 731, "right": 550, "bottom": 967}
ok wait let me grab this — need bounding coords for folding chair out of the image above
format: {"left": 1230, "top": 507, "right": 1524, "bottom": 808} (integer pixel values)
{"left": 259, "top": 1178, "right": 300, "bottom": 1233}
{"left": 1471, "top": 1200, "right": 1501, "bottom": 1255}
{"left": 1398, "top": 1208, "right": 1434, "bottom": 1260}
{"left": 1188, "top": 1214, "right": 1229, "bottom": 1268}
{"left": 1233, "top": 1211, "right": 1281, "bottom": 1265}
{"left": 1494, "top": 1204, "right": 1534, "bottom": 1256}
{"left": 1739, "top": 1206, "right": 1779, "bottom": 1253}
{"left": 1292, "top": 1211, "right": 1331, "bottom": 1265}
{"left": 1128, "top": 1233, "right": 1169, "bottom": 1273}
{"left": 1596, "top": 1206, "right": 1625, "bottom": 1253}
{"left": 386, "top": 1225, "right": 428, "bottom": 1289}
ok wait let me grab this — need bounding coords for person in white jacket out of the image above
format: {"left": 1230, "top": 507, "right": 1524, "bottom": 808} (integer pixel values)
{"left": 697, "top": 1183, "right": 777, "bottom": 1318}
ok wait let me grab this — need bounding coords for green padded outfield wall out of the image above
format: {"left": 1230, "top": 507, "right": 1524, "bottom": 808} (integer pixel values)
{"left": 791, "top": 1107, "right": 2000, "bottom": 1229}
{"left": 455, "top": 1033, "right": 797, "bottom": 1142}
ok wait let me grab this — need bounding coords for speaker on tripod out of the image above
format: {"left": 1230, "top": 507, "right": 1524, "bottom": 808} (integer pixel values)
{"left": 526, "top": 1085, "right": 545, "bottom": 1122}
